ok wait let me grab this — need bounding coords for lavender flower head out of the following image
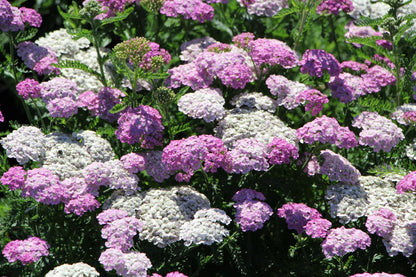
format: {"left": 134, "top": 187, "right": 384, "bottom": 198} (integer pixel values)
{"left": 267, "top": 137, "right": 299, "bottom": 165}
{"left": 232, "top": 32, "right": 255, "bottom": 49}
{"left": 23, "top": 168, "right": 63, "bottom": 205}
{"left": 319, "top": 149, "right": 361, "bottom": 185}
{"left": 179, "top": 36, "right": 217, "bottom": 62}
{"left": 16, "top": 41, "right": 60, "bottom": 75}
{"left": 223, "top": 138, "right": 269, "bottom": 174}
{"left": 99, "top": 248, "right": 152, "bottom": 277}
{"left": 162, "top": 135, "right": 227, "bottom": 182}
{"left": 277, "top": 202, "right": 322, "bottom": 234}
{"left": 329, "top": 73, "right": 371, "bottom": 103}
{"left": 296, "top": 89, "right": 329, "bottom": 116}
{"left": 316, "top": 0, "right": 354, "bottom": 16}
{"left": 1, "top": 126, "right": 46, "bottom": 164}
{"left": 248, "top": 38, "right": 299, "bottom": 70}
{"left": 115, "top": 105, "right": 164, "bottom": 148}
{"left": 361, "top": 65, "right": 396, "bottom": 91}
{"left": 300, "top": 49, "right": 341, "bottom": 77}
{"left": 0, "top": 3, "right": 40, "bottom": 32}
{"left": 142, "top": 151, "right": 174, "bottom": 183}
{"left": 100, "top": 216, "right": 143, "bottom": 251}
{"left": 120, "top": 153, "right": 146, "bottom": 174}
{"left": 160, "top": 0, "right": 214, "bottom": 23}
{"left": 321, "top": 226, "right": 371, "bottom": 259}
{"left": 352, "top": 111, "right": 404, "bottom": 152}
{"left": 19, "top": 7, "right": 42, "bottom": 28}
{"left": 2, "top": 237, "right": 49, "bottom": 265}
{"left": 0, "top": 0, "right": 14, "bottom": 32}
{"left": 296, "top": 115, "right": 357, "bottom": 149}
{"left": 178, "top": 88, "right": 226, "bottom": 122}
{"left": 233, "top": 189, "right": 273, "bottom": 232}
{"left": 365, "top": 208, "right": 396, "bottom": 238}
{"left": 391, "top": 104, "right": 416, "bottom": 125}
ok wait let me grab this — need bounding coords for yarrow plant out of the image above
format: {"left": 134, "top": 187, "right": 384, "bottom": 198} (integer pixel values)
{"left": 2, "top": 237, "right": 49, "bottom": 265}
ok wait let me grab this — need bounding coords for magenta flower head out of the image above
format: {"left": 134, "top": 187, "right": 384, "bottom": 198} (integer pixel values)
{"left": 305, "top": 218, "right": 332, "bottom": 238}
{"left": 316, "top": 0, "right": 354, "bottom": 16}
{"left": 396, "top": 171, "right": 416, "bottom": 194}
{"left": 277, "top": 202, "right": 322, "bottom": 234}
{"left": 300, "top": 49, "right": 341, "bottom": 77}
{"left": 232, "top": 32, "right": 255, "bottom": 48}
{"left": 365, "top": 208, "right": 396, "bottom": 238}
{"left": 160, "top": 0, "right": 214, "bottom": 23}
{"left": 3, "top": 236, "right": 49, "bottom": 265}
{"left": 321, "top": 226, "right": 371, "bottom": 259}
{"left": 296, "top": 89, "right": 329, "bottom": 116}
{"left": 115, "top": 105, "right": 164, "bottom": 148}
{"left": 16, "top": 78, "right": 41, "bottom": 100}
{"left": 0, "top": 0, "right": 15, "bottom": 32}
{"left": 267, "top": 137, "right": 299, "bottom": 165}
{"left": 16, "top": 41, "right": 60, "bottom": 75}
{"left": 19, "top": 7, "right": 42, "bottom": 28}
{"left": 0, "top": 166, "right": 26, "bottom": 191}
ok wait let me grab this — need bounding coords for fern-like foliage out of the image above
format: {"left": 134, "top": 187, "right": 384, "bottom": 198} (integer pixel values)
{"left": 56, "top": 59, "right": 102, "bottom": 80}
{"left": 354, "top": 16, "right": 388, "bottom": 27}
{"left": 15, "top": 28, "right": 38, "bottom": 44}
{"left": 99, "top": 7, "right": 134, "bottom": 26}
{"left": 272, "top": 7, "right": 299, "bottom": 19}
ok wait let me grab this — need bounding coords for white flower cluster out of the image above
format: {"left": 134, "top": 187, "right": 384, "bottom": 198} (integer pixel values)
{"left": 230, "top": 91, "right": 278, "bottom": 113}
{"left": 104, "top": 186, "right": 231, "bottom": 248}
{"left": 45, "top": 262, "right": 99, "bottom": 277}
{"left": 178, "top": 88, "right": 226, "bottom": 122}
{"left": 35, "top": 28, "right": 90, "bottom": 58}
{"left": 348, "top": 0, "right": 390, "bottom": 19}
{"left": 35, "top": 28, "right": 111, "bottom": 92}
{"left": 214, "top": 108, "right": 298, "bottom": 148}
{"left": 179, "top": 36, "right": 218, "bottom": 62}
{"left": 326, "top": 176, "right": 416, "bottom": 257}
{"left": 42, "top": 130, "right": 115, "bottom": 180}
{"left": 266, "top": 75, "right": 310, "bottom": 110}
{"left": 391, "top": 103, "right": 416, "bottom": 125}
{"left": 0, "top": 126, "right": 46, "bottom": 164}
{"left": 406, "top": 138, "right": 416, "bottom": 160}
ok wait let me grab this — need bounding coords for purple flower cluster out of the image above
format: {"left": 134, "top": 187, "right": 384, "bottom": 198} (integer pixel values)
{"left": 296, "top": 89, "right": 329, "bottom": 116}
{"left": 98, "top": 209, "right": 143, "bottom": 251}
{"left": 232, "top": 189, "right": 273, "bottom": 232}
{"left": 39, "top": 77, "right": 79, "bottom": 118}
{"left": 99, "top": 248, "right": 152, "bottom": 276}
{"left": 296, "top": 115, "right": 357, "bottom": 149}
{"left": 352, "top": 111, "right": 404, "bottom": 152}
{"left": 64, "top": 193, "right": 101, "bottom": 216}
{"left": 16, "top": 78, "right": 41, "bottom": 100}
{"left": 140, "top": 42, "right": 172, "bottom": 72}
{"left": 300, "top": 49, "right": 341, "bottom": 77}
{"left": 265, "top": 74, "right": 310, "bottom": 109}
{"left": 0, "top": 0, "right": 42, "bottom": 32}
{"left": 160, "top": 0, "right": 214, "bottom": 23}
{"left": 115, "top": 105, "right": 164, "bottom": 148}
{"left": 267, "top": 137, "right": 299, "bottom": 165}
{"left": 78, "top": 87, "right": 125, "bottom": 122}
{"left": 396, "top": 171, "right": 416, "bottom": 194}
{"left": 345, "top": 21, "right": 382, "bottom": 48}
{"left": 361, "top": 65, "right": 396, "bottom": 90}
{"left": 142, "top": 151, "right": 173, "bottom": 183}
{"left": 341, "top": 61, "right": 369, "bottom": 72}
{"left": 23, "top": 167, "right": 62, "bottom": 205}
{"left": 162, "top": 135, "right": 227, "bottom": 182}
{"left": 365, "top": 208, "right": 396, "bottom": 238}
{"left": 321, "top": 226, "right": 371, "bottom": 259}
{"left": 316, "top": 0, "right": 354, "bottom": 15}
{"left": 319, "top": 149, "right": 361, "bottom": 185}
{"left": 248, "top": 38, "right": 299, "bottom": 70}
{"left": 16, "top": 41, "right": 60, "bottom": 75}
{"left": 232, "top": 32, "right": 255, "bottom": 49}
{"left": 0, "top": 166, "right": 26, "bottom": 191}
{"left": 2, "top": 237, "right": 49, "bottom": 265}
{"left": 278, "top": 202, "right": 331, "bottom": 237}
{"left": 329, "top": 73, "right": 369, "bottom": 103}
{"left": 223, "top": 138, "right": 269, "bottom": 174}
{"left": 86, "top": 0, "right": 134, "bottom": 19}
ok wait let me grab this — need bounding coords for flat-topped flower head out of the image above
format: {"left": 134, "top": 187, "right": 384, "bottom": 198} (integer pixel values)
{"left": 277, "top": 202, "right": 322, "bottom": 234}
{"left": 3, "top": 237, "right": 49, "bottom": 265}
{"left": 232, "top": 32, "right": 255, "bottom": 49}
{"left": 300, "top": 49, "right": 341, "bottom": 77}
{"left": 296, "top": 89, "right": 329, "bottom": 116}
{"left": 316, "top": 0, "right": 354, "bottom": 15}
{"left": 160, "top": 0, "right": 214, "bottom": 22}
{"left": 267, "top": 138, "right": 299, "bottom": 165}
{"left": 16, "top": 41, "right": 60, "bottom": 75}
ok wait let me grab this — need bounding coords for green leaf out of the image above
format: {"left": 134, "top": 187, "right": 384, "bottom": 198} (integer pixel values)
{"left": 57, "top": 5, "right": 83, "bottom": 21}
{"left": 15, "top": 28, "right": 38, "bottom": 43}
{"left": 110, "top": 103, "right": 127, "bottom": 114}
{"left": 55, "top": 59, "right": 102, "bottom": 80}
{"left": 210, "top": 19, "right": 233, "bottom": 39}
{"left": 67, "top": 28, "right": 94, "bottom": 43}
{"left": 98, "top": 7, "right": 134, "bottom": 26}
{"left": 272, "top": 7, "right": 299, "bottom": 19}
{"left": 354, "top": 16, "right": 387, "bottom": 27}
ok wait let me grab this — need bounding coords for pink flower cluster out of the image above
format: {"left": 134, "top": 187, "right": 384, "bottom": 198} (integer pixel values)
{"left": 78, "top": 87, "right": 125, "bottom": 122}
{"left": 223, "top": 138, "right": 269, "bottom": 174}
{"left": 296, "top": 89, "right": 329, "bottom": 116}
{"left": 352, "top": 111, "right": 404, "bottom": 152}
{"left": 322, "top": 226, "right": 371, "bottom": 259}
{"left": 300, "top": 49, "right": 341, "bottom": 78}
{"left": 2, "top": 237, "right": 49, "bottom": 265}
{"left": 319, "top": 150, "right": 361, "bottom": 185}
{"left": 120, "top": 153, "right": 146, "bottom": 174}
{"left": 232, "top": 32, "right": 255, "bottom": 48}
{"left": 97, "top": 209, "right": 143, "bottom": 251}
{"left": 162, "top": 135, "right": 227, "bottom": 182}
{"left": 316, "top": 0, "right": 354, "bottom": 16}
{"left": 266, "top": 137, "right": 299, "bottom": 165}
{"left": 0, "top": 0, "right": 42, "bottom": 32}
{"left": 296, "top": 115, "right": 357, "bottom": 149}
{"left": 277, "top": 202, "right": 331, "bottom": 238}
{"left": 0, "top": 166, "right": 26, "bottom": 191}
{"left": 160, "top": 0, "right": 214, "bottom": 23}
{"left": 151, "top": 272, "right": 188, "bottom": 277}
{"left": 365, "top": 208, "right": 396, "bottom": 238}
{"left": 84, "top": 0, "right": 134, "bottom": 19}
{"left": 232, "top": 189, "right": 273, "bottom": 232}
{"left": 396, "top": 171, "right": 416, "bottom": 194}
{"left": 16, "top": 41, "right": 60, "bottom": 75}
{"left": 115, "top": 105, "right": 164, "bottom": 148}
{"left": 16, "top": 78, "right": 41, "bottom": 100}
{"left": 248, "top": 38, "right": 299, "bottom": 70}
{"left": 99, "top": 248, "right": 152, "bottom": 276}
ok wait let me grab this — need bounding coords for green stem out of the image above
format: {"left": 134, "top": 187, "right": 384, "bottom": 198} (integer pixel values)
{"left": 329, "top": 15, "right": 341, "bottom": 60}
{"left": 293, "top": 7, "right": 308, "bottom": 51}
{"left": 91, "top": 22, "right": 108, "bottom": 87}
